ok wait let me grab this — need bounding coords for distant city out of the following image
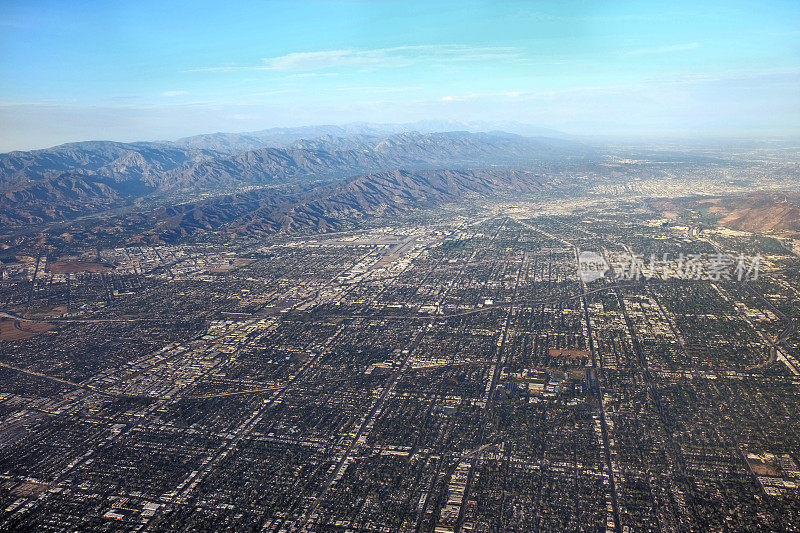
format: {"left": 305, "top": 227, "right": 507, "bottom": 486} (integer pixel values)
{"left": 0, "top": 124, "right": 799, "bottom": 530}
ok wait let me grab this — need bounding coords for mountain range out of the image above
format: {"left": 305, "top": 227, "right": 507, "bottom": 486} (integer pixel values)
{"left": 0, "top": 127, "right": 593, "bottom": 238}
{"left": 148, "top": 168, "right": 554, "bottom": 242}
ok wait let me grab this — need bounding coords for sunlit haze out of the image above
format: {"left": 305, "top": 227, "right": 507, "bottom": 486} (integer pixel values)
{"left": 2, "top": 0, "right": 799, "bottom": 151}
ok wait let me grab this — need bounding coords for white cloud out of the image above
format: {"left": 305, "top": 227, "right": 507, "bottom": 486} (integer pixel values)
{"left": 440, "top": 94, "right": 479, "bottom": 102}
{"left": 191, "top": 45, "right": 524, "bottom": 73}
{"left": 623, "top": 42, "right": 700, "bottom": 57}
{"left": 265, "top": 49, "right": 397, "bottom": 70}
{"left": 161, "top": 90, "right": 188, "bottom": 97}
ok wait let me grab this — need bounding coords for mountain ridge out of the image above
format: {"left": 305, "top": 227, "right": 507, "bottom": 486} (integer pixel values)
{"left": 0, "top": 130, "right": 593, "bottom": 229}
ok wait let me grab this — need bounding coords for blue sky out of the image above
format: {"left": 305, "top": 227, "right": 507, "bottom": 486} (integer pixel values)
{"left": 1, "top": 0, "right": 799, "bottom": 150}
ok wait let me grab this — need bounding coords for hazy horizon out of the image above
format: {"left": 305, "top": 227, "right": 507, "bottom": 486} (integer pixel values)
{"left": 2, "top": 0, "right": 800, "bottom": 152}
{"left": 4, "top": 119, "right": 800, "bottom": 155}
